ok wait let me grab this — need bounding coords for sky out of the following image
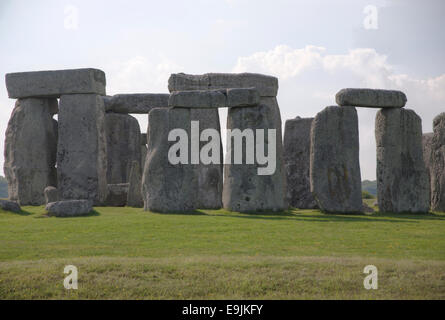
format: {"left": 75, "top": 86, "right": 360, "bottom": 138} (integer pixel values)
{"left": 0, "top": 0, "right": 444, "bottom": 180}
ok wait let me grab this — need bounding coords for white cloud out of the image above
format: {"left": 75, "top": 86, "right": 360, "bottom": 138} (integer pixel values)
{"left": 232, "top": 45, "right": 445, "bottom": 180}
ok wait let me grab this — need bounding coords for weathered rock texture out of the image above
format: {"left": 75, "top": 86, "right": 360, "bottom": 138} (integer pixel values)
{"left": 44, "top": 186, "right": 59, "bottom": 205}
{"left": 142, "top": 108, "right": 198, "bottom": 213}
{"left": 105, "top": 183, "right": 129, "bottom": 207}
{"left": 46, "top": 200, "right": 93, "bottom": 217}
{"left": 141, "top": 133, "right": 148, "bottom": 169}
{"left": 168, "top": 73, "right": 278, "bottom": 97}
{"left": 6, "top": 68, "right": 106, "bottom": 98}
{"left": 57, "top": 94, "right": 107, "bottom": 205}
{"left": 4, "top": 98, "right": 58, "bottom": 205}
{"left": 284, "top": 117, "right": 317, "bottom": 209}
{"left": 105, "top": 113, "right": 141, "bottom": 184}
{"left": 223, "top": 99, "right": 287, "bottom": 212}
{"left": 103, "top": 94, "right": 169, "bottom": 113}
{"left": 0, "top": 199, "right": 21, "bottom": 213}
{"left": 375, "top": 108, "right": 430, "bottom": 213}
{"left": 191, "top": 109, "right": 223, "bottom": 209}
{"left": 168, "top": 88, "right": 260, "bottom": 108}
{"left": 336, "top": 88, "right": 407, "bottom": 108}
{"left": 127, "top": 161, "right": 144, "bottom": 208}
{"left": 429, "top": 113, "right": 445, "bottom": 211}
{"left": 310, "top": 106, "right": 363, "bottom": 213}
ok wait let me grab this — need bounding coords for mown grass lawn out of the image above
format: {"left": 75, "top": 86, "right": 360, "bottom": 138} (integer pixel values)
{"left": 0, "top": 205, "right": 444, "bottom": 299}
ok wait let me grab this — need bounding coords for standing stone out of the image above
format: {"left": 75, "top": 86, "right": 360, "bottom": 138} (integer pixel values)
{"left": 4, "top": 98, "right": 58, "bottom": 205}
{"left": 190, "top": 109, "right": 223, "bottom": 209}
{"left": 142, "top": 108, "right": 198, "bottom": 213}
{"left": 223, "top": 100, "right": 287, "bottom": 212}
{"left": 103, "top": 93, "right": 169, "bottom": 113}
{"left": 141, "top": 133, "right": 148, "bottom": 169}
{"left": 310, "top": 106, "right": 363, "bottom": 213}
{"left": 127, "top": 161, "right": 144, "bottom": 208}
{"left": 105, "top": 113, "right": 141, "bottom": 184}
{"left": 168, "top": 73, "right": 286, "bottom": 212}
{"left": 375, "top": 108, "right": 430, "bottom": 213}
{"left": 284, "top": 117, "right": 317, "bottom": 209}
{"left": 422, "top": 133, "right": 433, "bottom": 196}
{"left": 57, "top": 94, "right": 107, "bottom": 205}
{"left": 44, "top": 186, "right": 59, "bottom": 204}
{"left": 430, "top": 113, "right": 445, "bottom": 211}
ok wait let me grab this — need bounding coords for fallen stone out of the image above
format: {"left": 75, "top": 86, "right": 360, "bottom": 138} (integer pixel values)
{"left": 142, "top": 108, "right": 198, "bottom": 212}
{"left": 191, "top": 109, "right": 223, "bottom": 209}
{"left": 6, "top": 68, "right": 106, "bottom": 99}
{"left": 4, "top": 98, "right": 58, "bottom": 205}
{"left": 0, "top": 199, "right": 21, "bottom": 213}
{"left": 105, "top": 183, "right": 129, "bottom": 207}
{"left": 44, "top": 186, "right": 59, "bottom": 204}
{"left": 336, "top": 88, "right": 407, "bottom": 108}
{"left": 284, "top": 116, "right": 317, "bottom": 209}
{"left": 430, "top": 113, "right": 445, "bottom": 212}
{"left": 46, "top": 200, "right": 92, "bottom": 217}
{"left": 127, "top": 161, "right": 144, "bottom": 208}
{"left": 105, "top": 113, "right": 141, "bottom": 184}
{"left": 222, "top": 98, "right": 287, "bottom": 212}
{"left": 376, "top": 108, "right": 430, "bottom": 213}
{"left": 103, "top": 94, "right": 169, "bottom": 113}
{"left": 57, "top": 94, "right": 108, "bottom": 205}
{"left": 168, "top": 73, "right": 278, "bottom": 97}
{"left": 310, "top": 106, "right": 363, "bottom": 213}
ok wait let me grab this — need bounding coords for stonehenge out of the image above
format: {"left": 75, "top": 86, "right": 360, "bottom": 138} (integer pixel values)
{"left": 127, "top": 161, "right": 144, "bottom": 208}
{"left": 375, "top": 108, "right": 430, "bottom": 213}
{"left": 284, "top": 117, "right": 317, "bottom": 209}
{"left": 4, "top": 98, "right": 58, "bottom": 205}
{"left": 425, "top": 113, "right": 445, "bottom": 211}
{"left": 105, "top": 113, "right": 141, "bottom": 184}
{"left": 310, "top": 106, "right": 363, "bottom": 213}
{"left": 336, "top": 88, "right": 407, "bottom": 108}
{"left": 46, "top": 200, "right": 93, "bottom": 217}
{"left": 142, "top": 107, "right": 198, "bottom": 213}
{"left": 3, "top": 67, "right": 441, "bottom": 216}
{"left": 57, "top": 94, "right": 108, "bottom": 205}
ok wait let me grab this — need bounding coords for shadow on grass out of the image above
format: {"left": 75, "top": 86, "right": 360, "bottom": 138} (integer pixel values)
{"left": 44, "top": 209, "right": 101, "bottom": 218}
{"left": 0, "top": 208, "right": 33, "bottom": 216}
{"left": 372, "top": 211, "right": 445, "bottom": 221}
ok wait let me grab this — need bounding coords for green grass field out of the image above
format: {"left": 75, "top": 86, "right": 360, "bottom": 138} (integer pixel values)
{"left": 1, "top": 203, "right": 445, "bottom": 299}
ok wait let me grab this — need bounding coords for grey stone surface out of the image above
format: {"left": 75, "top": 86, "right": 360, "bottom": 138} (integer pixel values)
{"left": 127, "top": 161, "right": 144, "bottom": 208}
{"left": 284, "top": 117, "right": 317, "bottom": 209}
{"left": 105, "top": 113, "right": 141, "bottom": 184}
{"left": 45, "top": 200, "right": 93, "bottom": 217}
{"left": 191, "top": 109, "right": 223, "bottom": 209}
{"left": 226, "top": 88, "right": 260, "bottom": 107}
{"left": 168, "top": 73, "right": 278, "bottom": 97}
{"left": 44, "top": 186, "right": 59, "bottom": 205}
{"left": 0, "top": 199, "right": 21, "bottom": 213}
{"left": 4, "top": 98, "right": 58, "bottom": 205}
{"left": 169, "top": 89, "right": 226, "bottom": 108}
{"left": 105, "top": 183, "right": 129, "bottom": 207}
{"left": 336, "top": 88, "right": 407, "bottom": 108}
{"left": 222, "top": 97, "right": 287, "bottom": 212}
{"left": 141, "top": 133, "right": 148, "bottom": 170}
{"left": 310, "top": 106, "right": 363, "bottom": 213}
{"left": 57, "top": 94, "right": 108, "bottom": 205}
{"left": 141, "top": 133, "right": 147, "bottom": 145}
{"left": 168, "top": 88, "right": 260, "bottom": 108}
{"left": 142, "top": 108, "right": 198, "bottom": 212}
{"left": 376, "top": 108, "right": 430, "bottom": 213}
{"left": 6, "top": 68, "right": 106, "bottom": 99}
{"left": 103, "top": 94, "right": 169, "bottom": 114}
{"left": 430, "top": 113, "right": 445, "bottom": 211}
